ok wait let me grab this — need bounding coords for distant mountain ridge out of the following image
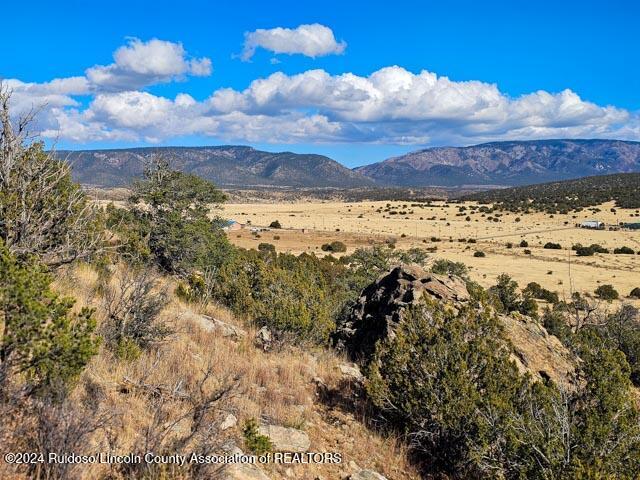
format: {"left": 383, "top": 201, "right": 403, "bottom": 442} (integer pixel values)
{"left": 355, "top": 139, "right": 640, "bottom": 187}
{"left": 62, "top": 140, "right": 640, "bottom": 189}
{"left": 60, "top": 146, "right": 375, "bottom": 188}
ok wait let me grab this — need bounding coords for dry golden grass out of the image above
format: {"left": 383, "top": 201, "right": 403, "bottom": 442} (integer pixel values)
{"left": 47, "top": 264, "right": 420, "bottom": 480}
{"left": 224, "top": 200, "right": 640, "bottom": 307}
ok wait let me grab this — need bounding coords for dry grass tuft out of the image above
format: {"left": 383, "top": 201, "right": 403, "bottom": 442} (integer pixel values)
{"left": 43, "top": 262, "right": 420, "bottom": 479}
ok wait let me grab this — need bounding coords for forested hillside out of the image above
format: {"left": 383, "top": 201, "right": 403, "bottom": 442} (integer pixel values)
{"left": 461, "top": 173, "right": 640, "bottom": 212}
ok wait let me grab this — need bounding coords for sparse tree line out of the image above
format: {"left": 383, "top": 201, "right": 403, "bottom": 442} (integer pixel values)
{"left": 461, "top": 173, "right": 640, "bottom": 212}
{"left": 1, "top": 87, "right": 640, "bottom": 479}
{"left": 510, "top": 238, "right": 638, "bottom": 258}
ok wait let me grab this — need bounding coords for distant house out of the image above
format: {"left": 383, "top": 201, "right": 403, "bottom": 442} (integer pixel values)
{"left": 222, "top": 220, "right": 243, "bottom": 231}
{"left": 580, "top": 220, "right": 604, "bottom": 230}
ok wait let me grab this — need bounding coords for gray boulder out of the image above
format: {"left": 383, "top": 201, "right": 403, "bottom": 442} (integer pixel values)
{"left": 258, "top": 424, "right": 311, "bottom": 452}
{"left": 255, "top": 326, "right": 273, "bottom": 351}
{"left": 333, "top": 265, "right": 469, "bottom": 361}
{"left": 332, "top": 264, "right": 576, "bottom": 385}
{"left": 220, "top": 443, "right": 271, "bottom": 480}
{"left": 185, "top": 312, "right": 247, "bottom": 340}
{"left": 338, "top": 363, "right": 364, "bottom": 382}
{"left": 219, "top": 413, "right": 238, "bottom": 431}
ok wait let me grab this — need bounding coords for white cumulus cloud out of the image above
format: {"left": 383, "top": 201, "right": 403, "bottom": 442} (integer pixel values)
{"left": 5, "top": 57, "right": 639, "bottom": 146}
{"left": 85, "top": 38, "right": 212, "bottom": 90}
{"left": 3, "top": 38, "right": 213, "bottom": 138}
{"left": 241, "top": 24, "right": 346, "bottom": 60}
{"left": 204, "top": 67, "right": 630, "bottom": 144}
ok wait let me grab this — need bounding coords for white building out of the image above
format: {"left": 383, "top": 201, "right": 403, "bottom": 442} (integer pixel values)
{"left": 580, "top": 220, "right": 604, "bottom": 229}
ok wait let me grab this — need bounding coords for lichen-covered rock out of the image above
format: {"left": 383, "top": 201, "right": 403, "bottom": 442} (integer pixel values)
{"left": 333, "top": 265, "right": 469, "bottom": 361}
{"left": 258, "top": 424, "right": 311, "bottom": 452}
{"left": 500, "top": 312, "right": 575, "bottom": 386}
{"left": 333, "top": 265, "right": 575, "bottom": 385}
{"left": 255, "top": 326, "right": 273, "bottom": 351}
{"left": 338, "top": 363, "right": 364, "bottom": 382}
{"left": 220, "top": 413, "right": 238, "bottom": 431}
{"left": 184, "top": 312, "right": 247, "bottom": 340}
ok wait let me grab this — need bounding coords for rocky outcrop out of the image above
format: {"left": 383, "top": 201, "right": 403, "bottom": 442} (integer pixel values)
{"left": 258, "top": 424, "right": 311, "bottom": 453}
{"left": 333, "top": 265, "right": 470, "bottom": 361}
{"left": 219, "top": 413, "right": 238, "bottom": 431}
{"left": 183, "top": 312, "right": 247, "bottom": 340}
{"left": 333, "top": 265, "right": 576, "bottom": 385}
{"left": 349, "top": 470, "right": 388, "bottom": 480}
{"left": 338, "top": 363, "right": 364, "bottom": 382}
{"left": 501, "top": 313, "right": 575, "bottom": 386}
{"left": 220, "top": 443, "right": 271, "bottom": 480}
{"left": 255, "top": 326, "right": 273, "bottom": 351}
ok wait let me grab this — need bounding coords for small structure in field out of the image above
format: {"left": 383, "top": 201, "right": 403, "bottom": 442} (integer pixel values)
{"left": 222, "top": 220, "right": 243, "bottom": 231}
{"left": 580, "top": 220, "right": 604, "bottom": 230}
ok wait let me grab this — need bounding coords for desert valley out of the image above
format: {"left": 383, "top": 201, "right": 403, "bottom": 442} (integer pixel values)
{"left": 222, "top": 198, "right": 640, "bottom": 306}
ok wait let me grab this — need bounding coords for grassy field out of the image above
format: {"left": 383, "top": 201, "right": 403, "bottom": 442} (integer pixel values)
{"left": 223, "top": 200, "right": 640, "bottom": 305}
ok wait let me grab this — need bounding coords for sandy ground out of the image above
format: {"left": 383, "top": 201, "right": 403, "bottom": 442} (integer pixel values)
{"left": 223, "top": 200, "right": 640, "bottom": 306}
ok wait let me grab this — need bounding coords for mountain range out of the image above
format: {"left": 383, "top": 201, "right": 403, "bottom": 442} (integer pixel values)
{"left": 60, "top": 146, "right": 374, "bottom": 188}
{"left": 60, "top": 139, "right": 640, "bottom": 189}
{"left": 355, "top": 139, "right": 640, "bottom": 186}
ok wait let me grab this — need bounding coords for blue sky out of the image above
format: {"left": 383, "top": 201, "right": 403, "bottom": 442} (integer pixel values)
{"left": 2, "top": 0, "right": 638, "bottom": 166}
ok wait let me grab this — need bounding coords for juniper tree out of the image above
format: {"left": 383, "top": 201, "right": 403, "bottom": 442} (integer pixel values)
{"left": 0, "top": 242, "right": 99, "bottom": 395}
{"left": 0, "top": 85, "right": 103, "bottom": 268}
{"left": 124, "top": 157, "right": 232, "bottom": 274}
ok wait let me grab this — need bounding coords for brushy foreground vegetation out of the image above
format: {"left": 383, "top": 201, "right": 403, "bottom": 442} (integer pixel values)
{"left": 368, "top": 298, "right": 640, "bottom": 478}
{"left": 1, "top": 88, "right": 640, "bottom": 479}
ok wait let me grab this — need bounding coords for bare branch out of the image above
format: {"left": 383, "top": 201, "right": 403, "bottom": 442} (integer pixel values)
{"left": 0, "top": 85, "right": 103, "bottom": 267}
